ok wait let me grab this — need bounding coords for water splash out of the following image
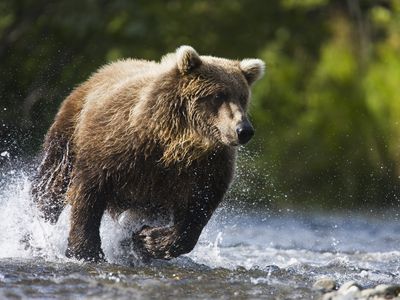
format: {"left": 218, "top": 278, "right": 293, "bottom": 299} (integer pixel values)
{"left": 0, "top": 172, "right": 69, "bottom": 260}
{"left": 1, "top": 169, "right": 400, "bottom": 289}
{"left": 0, "top": 170, "right": 227, "bottom": 265}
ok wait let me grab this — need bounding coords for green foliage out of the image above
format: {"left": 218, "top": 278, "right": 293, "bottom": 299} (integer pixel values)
{"left": 1, "top": 0, "right": 400, "bottom": 209}
{"left": 250, "top": 0, "right": 400, "bottom": 209}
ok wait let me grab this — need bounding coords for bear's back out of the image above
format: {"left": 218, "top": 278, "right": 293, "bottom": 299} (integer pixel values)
{"left": 84, "top": 59, "right": 158, "bottom": 104}
{"left": 73, "top": 59, "right": 159, "bottom": 143}
{"left": 94, "top": 59, "right": 157, "bottom": 84}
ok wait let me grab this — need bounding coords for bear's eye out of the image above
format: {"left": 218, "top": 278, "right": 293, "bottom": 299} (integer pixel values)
{"left": 198, "top": 92, "right": 227, "bottom": 106}
{"left": 212, "top": 91, "right": 227, "bottom": 104}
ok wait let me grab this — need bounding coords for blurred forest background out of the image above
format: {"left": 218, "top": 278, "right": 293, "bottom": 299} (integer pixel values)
{"left": 0, "top": 0, "right": 399, "bottom": 210}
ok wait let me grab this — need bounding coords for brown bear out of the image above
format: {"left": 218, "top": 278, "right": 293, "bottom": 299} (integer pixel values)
{"left": 31, "top": 46, "right": 265, "bottom": 262}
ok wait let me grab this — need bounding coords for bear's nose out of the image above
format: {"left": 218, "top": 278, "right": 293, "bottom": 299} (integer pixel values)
{"left": 236, "top": 123, "right": 254, "bottom": 145}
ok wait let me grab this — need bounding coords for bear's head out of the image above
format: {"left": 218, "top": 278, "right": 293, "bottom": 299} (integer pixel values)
{"left": 171, "top": 46, "right": 264, "bottom": 147}
{"left": 148, "top": 46, "right": 265, "bottom": 165}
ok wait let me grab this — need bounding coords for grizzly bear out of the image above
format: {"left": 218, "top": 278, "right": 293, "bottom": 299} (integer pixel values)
{"left": 31, "top": 46, "right": 265, "bottom": 262}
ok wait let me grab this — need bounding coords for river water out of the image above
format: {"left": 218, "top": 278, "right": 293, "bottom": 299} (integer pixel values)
{"left": 1, "top": 173, "right": 400, "bottom": 299}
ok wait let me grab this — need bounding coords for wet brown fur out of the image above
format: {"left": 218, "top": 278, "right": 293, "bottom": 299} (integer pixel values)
{"left": 31, "top": 46, "right": 264, "bottom": 261}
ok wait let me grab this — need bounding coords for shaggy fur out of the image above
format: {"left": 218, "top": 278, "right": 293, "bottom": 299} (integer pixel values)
{"left": 31, "top": 46, "right": 265, "bottom": 261}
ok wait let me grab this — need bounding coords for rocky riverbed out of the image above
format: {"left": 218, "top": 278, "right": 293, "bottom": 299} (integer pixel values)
{"left": 314, "top": 278, "right": 400, "bottom": 300}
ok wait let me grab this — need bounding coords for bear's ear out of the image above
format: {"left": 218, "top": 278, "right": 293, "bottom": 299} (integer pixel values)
{"left": 240, "top": 59, "right": 265, "bottom": 85}
{"left": 176, "top": 45, "right": 202, "bottom": 74}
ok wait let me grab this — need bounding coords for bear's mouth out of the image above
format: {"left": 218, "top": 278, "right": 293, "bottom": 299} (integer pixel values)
{"left": 220, "top": 133, "right": 240, "bottom": 147}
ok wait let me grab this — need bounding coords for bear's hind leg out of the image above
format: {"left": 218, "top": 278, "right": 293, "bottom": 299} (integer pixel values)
{"left": 32, "top": 138, "right": 72, "bottom": 224}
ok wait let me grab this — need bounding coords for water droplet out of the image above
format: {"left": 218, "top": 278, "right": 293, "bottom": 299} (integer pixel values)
{"left": 1, "top": 151, "right": 10, "bottom": 158}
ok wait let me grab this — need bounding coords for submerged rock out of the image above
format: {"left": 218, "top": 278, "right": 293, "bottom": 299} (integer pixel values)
{"left": 320, "top": 280, "right": 400, "bottom": 300}
{"left": 265, "top": 265, "right": 280, "bottom": 273}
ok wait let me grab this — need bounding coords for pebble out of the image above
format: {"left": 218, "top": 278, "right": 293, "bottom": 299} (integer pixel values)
{"left": 313, "top": 277, "right": 337, "bottom": 292}
{"left": 318, "top": 280, "right": 400, "bottom": 300}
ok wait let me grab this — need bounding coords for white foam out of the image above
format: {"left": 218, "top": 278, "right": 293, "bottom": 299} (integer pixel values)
{"left": 0, "top": 173, "right": 68, "bottom": 259}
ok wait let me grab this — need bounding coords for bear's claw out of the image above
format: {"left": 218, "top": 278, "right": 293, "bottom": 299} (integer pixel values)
{"left": 135, "top": 226, "right": 178, "bottom": 260}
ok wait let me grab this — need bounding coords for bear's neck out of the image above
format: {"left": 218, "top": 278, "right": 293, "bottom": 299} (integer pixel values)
{"left": 135, "top": 113, "right": 217, "bottom": 168}
{"left": 159, "top": 130, "right": 216, "bottom": 167}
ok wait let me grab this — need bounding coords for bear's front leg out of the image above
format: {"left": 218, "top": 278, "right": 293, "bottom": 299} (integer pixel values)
{"left": 136, "top": 219, "right": 209, "bottom": 260}
{"left": 136, "top": 188, "right": 224, "bottom": 259}
{"left": 65, "top": 183, "right": 107, "bottom": 262}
